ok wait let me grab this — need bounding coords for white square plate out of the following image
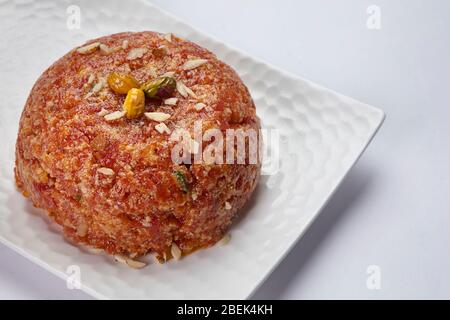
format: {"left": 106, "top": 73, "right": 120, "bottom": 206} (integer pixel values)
{"left": 0, "top": 0, "right": 384, "bottom": 299}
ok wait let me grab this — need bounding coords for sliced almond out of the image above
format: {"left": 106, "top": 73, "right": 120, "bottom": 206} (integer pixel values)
{"left": 114, "top": 255, "right": 127, "bottom": 264}
{"left": 164, "top": 97, "right": 178, "bottom": 106}
{"left": 184, "top": 85, "right": 198, "bottom": 99}
{"left": 171, "top": 243, "right": 182, "bottom": 260}
{"left": 87, "top": 74, "right": 95, "bottom": 84}
{"left": 98, "top": 167, "right": 115, "bottom": 175}
{"left": 176, "top": 80, "right": 197, "bottom": 99}
{"left": 92, "top": 83, "right": 103, "bottom": 93}
{"left": 97, "top": 108, "right": 109, "bottom": 116}
{"left": 164, "top": 33, "right": 172, "bottom": 42}
{"left": 144, "top": 112, "right": 171, "bottom": 122}
{"left": 218, "top": 234, "right": 231, "bottom": 246}
{"left": 176, "top": 80, "right": 188, "bottom": 98}
{"left": 76, "top": 42, "right": 100, "bottom": 54}
{"left": 76, "top": 223, "right": 88, "bottom": 237}
{"left": 91, "top": 81, "right": 104, "bottom": 94}
{"left": 161, "top": 71, "right": 175, "bottom": 77}
{"left": 86, "top": 247, "right": 104, "bottom": 255}
{"left": 182, "top": 59, "right": 208, "bottom": 71}
{"left": 194, "top": 102, "right": 206, "bottom": 111}
{"left": 99, "top": 43, "right": 111, "bottom": 54}
{"left": 225, "top": 201, "right": 232, "bottom": 210}
{"left": 155, "top": 122, "right": 171, "bottom": 134}
{"left": 104, "top": 110, "right": 126, "bottom": 121}
{"left": 127, "top": 47, "right": 148, "bottom": 60}
{"left": 126, "top": 259, "right": 147, "bottom": 269}
{"left": 114, "top": 255, "right": 147, "bottom": 269}
{"left": 86, "top": 77, "right": 107, "bottom": 97}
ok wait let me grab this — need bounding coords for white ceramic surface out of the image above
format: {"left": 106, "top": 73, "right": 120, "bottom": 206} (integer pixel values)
{"left": 0, "top": 0, "right": 384, "bottom": 299}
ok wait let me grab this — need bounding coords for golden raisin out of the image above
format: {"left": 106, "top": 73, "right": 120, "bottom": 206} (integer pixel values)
{"left": 107, "top": 72, "right": 139, "bottom": 94}
{"left": 123, "top": 88, "right": 145, "bottom": 119}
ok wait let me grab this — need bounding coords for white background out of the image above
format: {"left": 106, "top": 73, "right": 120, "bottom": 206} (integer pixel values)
{"left": 1, "top": 0, "right": 449, "bottom": 299}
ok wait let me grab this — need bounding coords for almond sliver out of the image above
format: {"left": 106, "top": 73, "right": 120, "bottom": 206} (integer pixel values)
{"left": 182, "top": 59, "right": 208, "bottom": 70}
{"left": 144, "top": 112, "right": 171, "bottom": 122}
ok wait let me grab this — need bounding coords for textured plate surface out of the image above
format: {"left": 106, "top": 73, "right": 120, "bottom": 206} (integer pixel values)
{"left": 0, "top": 0, "right": 384, "bottom": 299}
